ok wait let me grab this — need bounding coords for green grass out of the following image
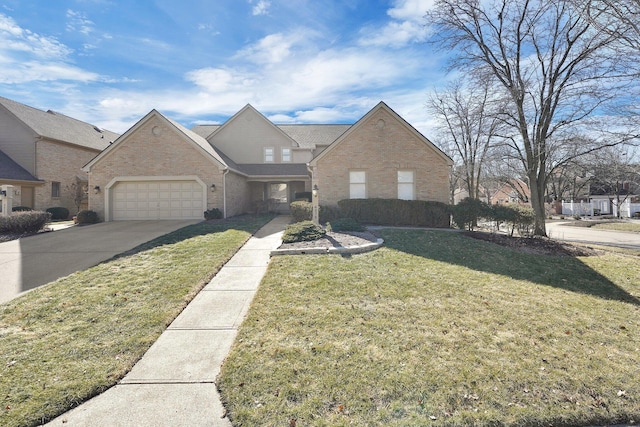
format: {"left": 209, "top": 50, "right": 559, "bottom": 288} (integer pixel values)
{"left": 0, "top": 215, "right": 272, "bottom": 427}
{"left": 591, "top": 222, "right": 640, "bottom": 233}
{"left": 218, "top": 229, "right": 640, "bottom": 426}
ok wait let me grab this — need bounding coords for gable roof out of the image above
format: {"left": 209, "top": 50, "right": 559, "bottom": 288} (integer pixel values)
{"left": 206, "top": 104, "right": 299, "bottom": 146}
{"left": 191, "top": 124, "right": 220, "bottom": 139}
{"left": 278, "top": 125, "right": 351, "bottom": 149}
{"left": 0, "top": 96, "right": 119, "bottom": 150}
{"left": 0, "top": 149, "right": 41, "bottom": 182}
{"left": 309, "top": 101, "right": 453, "bottom": 167}
{"left": 83, "top": 110, "right": 230, "bottom": 172}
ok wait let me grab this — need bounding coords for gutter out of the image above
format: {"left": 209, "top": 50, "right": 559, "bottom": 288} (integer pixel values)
{"left": 223, "top": 168, "right": 229, "bottom": 218}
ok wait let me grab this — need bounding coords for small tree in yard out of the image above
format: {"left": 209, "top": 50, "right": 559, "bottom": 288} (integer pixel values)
{"left": 67, "top": 179, "right": 88, "bottom": 214}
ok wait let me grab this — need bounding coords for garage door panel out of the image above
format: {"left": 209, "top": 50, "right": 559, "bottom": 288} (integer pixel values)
{"left": 112, "top": 180, "right": 203, "bottom": 220}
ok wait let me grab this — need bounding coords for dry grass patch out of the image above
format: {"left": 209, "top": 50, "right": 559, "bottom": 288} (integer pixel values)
{"left": 219, "top": 229, "right": 640, "bottom": 426}
{"left": 0, "top": 215, "right": 272, "bottom": 427}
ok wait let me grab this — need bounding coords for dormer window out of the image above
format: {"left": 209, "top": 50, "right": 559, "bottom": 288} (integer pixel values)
{"left": 282, "top": 147, "right": 291, "bottom": 162}
{"left": 264, "top": 147, "right": 274, "bottom": 163}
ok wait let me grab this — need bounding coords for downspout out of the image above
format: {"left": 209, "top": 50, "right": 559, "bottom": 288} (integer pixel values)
{"left": 222, "top": 168, "right": 229, "bottom": 219}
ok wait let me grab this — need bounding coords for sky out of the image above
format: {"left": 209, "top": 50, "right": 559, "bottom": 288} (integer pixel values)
{"left": 0, "top": 0, "right": 449, "bottom": 136}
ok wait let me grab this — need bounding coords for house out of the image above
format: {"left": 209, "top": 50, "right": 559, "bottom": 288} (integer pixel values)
{"left": 83, "top": 102, "right": 452, "bottom": 221}
{"left": 0, "top": 96, "right": 119, "bottom": 214}
{"left": 488, "top": 179, "right": 530, "bottom": 205}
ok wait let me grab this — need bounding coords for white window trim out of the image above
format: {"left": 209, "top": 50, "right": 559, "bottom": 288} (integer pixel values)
{"left": 264, "top": 147, "right": 274, "bottom": 163}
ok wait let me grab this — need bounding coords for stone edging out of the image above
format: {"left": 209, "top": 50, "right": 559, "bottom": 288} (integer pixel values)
{"left": 270, "top": 238, "right": 384, "bottom": 256}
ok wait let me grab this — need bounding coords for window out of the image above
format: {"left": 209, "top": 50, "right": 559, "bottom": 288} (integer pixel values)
{"left": 349, "top": 171, "right": 367, "bottom": 199}
{"left": 282, "top": 147, "right": 291, "bottom": 162}
{"left": 270, "top": 183, "right": 288, "bottom": 203}
{"left": 51, "top": 181, "right": 61, "bottom": 198}
{"left": 264, "top": 147, "right": 274, "bottom": 163}
{"left": 398, "top": 170, "right": 415, "bottom": 200}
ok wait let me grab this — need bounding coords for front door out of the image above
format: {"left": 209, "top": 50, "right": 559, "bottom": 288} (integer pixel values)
{"left": 269, "top": 183, "right": 289, "bottom": 213}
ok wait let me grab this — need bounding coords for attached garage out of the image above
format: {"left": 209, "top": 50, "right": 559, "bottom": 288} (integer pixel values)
{"left": 109, "top": 179, "right": 205, "bottom": 220}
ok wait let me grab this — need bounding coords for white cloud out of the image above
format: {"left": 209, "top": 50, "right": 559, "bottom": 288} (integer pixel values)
{"left": 251, "top": 0, "right": 271, "bottom": 16}
{"left": 359, "top": 0, "right": 433, "bottom": 47}
{"left": 235, "top": 33, "right": 294, "bottom": 65}
{"left": 66, "top": 9, "right": 95, "bottom": 35}
{"left": 387, "top": 0, "right": 435, "bottom": 21}
{"left": 0, "top": 13, "right": 72, "bottom": 58}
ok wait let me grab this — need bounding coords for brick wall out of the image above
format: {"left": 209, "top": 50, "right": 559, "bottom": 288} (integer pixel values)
{"left": 314, "top": 108, "right": 450, "bottom": 206}
{"left": 34, "top": 140, "right": 99, "bottom": 215}
{"left": 88, "top": 116, "right": 225, "bottom": 220}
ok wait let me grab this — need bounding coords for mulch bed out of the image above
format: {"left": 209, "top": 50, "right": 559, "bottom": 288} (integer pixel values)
{"left": 278, "top": 231, "right": 379, "bottom": 250}
{"left": 463, "top": 231, "right": 600, "bottom": 257}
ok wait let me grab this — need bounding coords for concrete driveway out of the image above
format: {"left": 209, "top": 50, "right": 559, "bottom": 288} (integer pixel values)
{"left": 0, "top": 220, "right": 198, "bottom": 305}
{"left": 546, "top": 221, "right": 640, "bottom": 250}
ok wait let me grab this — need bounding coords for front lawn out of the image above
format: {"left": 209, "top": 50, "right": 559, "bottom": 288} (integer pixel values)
{"left": 218, "top": 229, "right": 640, "bottom": 426}
{"left": 592, "top": 222, "right": 640, "bottom": 233}
{"left": 0, "top": 215, "right": 272, "bottom": 427}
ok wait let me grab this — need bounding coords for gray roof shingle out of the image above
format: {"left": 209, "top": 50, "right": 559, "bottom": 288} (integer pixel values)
{"left": 0, "top": 149, "right": 40, "bottom": 182}
{"left": 278, "top": 124, "right": 351, "bottom": 149}
{"left": 0, "top": 96, "right": 119, "bottom": 151}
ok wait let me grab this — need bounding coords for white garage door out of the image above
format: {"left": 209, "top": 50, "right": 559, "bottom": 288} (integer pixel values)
{"left": 112, "top": 180, "right": 204, "bottom": 220}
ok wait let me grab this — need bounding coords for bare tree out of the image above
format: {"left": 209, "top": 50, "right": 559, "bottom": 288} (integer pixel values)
{"left": 584, "top": 0, "right": 640, "bottom": 50}
{"left": 428, "top": 80, "right": 503, "bottom": 202}
{"left": 427, "top": 0, "right": 640, "bottom": 235}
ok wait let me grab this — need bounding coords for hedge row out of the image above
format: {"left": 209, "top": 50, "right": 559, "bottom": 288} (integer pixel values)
{"left": 0, "top": 211, "right": 52, "bottom": 234}
{"left": 291, "top": 199, "right": 451, "bottom": 228}
{"left": 338, "top": 199, "right": 450, "bottom": 227}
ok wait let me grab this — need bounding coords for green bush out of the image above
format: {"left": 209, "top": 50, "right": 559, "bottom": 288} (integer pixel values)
{"left": 46, "top": 206, "right": 70, "bottom": 220}
{"left": 451, "top": 197, "right": 492, "bottom": 230}
{"left": 282, "top": 221, "right": 326, "bottom": 243}
{"left": 337, "top": 198, "right": 450, "bottom": 227}
{"left": 76, "top": 210, "right": 99, "bottom": 224}
{"left": 290, "top": 201, "right": 312, "bottom": 222}
{"left": 204, "top": 208, "right": 223, "bottom": 220}
{"left": 512, "top": 205, "right": 535, "bottom": 237}
{"left": 0, "top": 211, "right": 51, "bottom": 234}
{"left": 12, "top": 206, "right": 32, "bottom": 212}
{"left": 326, "top": 218, "right": 365, "bottom": 232}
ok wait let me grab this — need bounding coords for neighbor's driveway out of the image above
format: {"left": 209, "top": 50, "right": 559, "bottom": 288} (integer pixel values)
{"left": 0, "top": 220, "right": 198, "bottom": 305}
{"left": 546, "top": 221, "right": 640, "bottom": 250}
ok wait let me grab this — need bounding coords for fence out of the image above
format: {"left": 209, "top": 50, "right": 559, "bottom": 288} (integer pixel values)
{"left": 561, "top": 200, "right": 640, "bottom": 218}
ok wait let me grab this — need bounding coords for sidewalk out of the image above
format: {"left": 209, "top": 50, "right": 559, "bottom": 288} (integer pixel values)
{"left": 45, "top": 215, "right": 290, "bottom": 427}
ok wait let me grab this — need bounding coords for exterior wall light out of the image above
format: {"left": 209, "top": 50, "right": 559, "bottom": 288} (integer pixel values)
{"left": 312, "top": 184, "right": 319, "bottom": 198}
{"left": 211, "top": 184, "right": 216, "bottom": 192}
{"left": 93, "top": 185, "right": 101, "bottom": 194}
{"left": 312, "top": 184, "right": 319, "bottom": 224}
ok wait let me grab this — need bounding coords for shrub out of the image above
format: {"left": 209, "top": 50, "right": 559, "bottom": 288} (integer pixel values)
{"left": 290, "top": 201, "right": 312, "bottom": 222}
{"left": 12, "top": 206, "right": 32, "bottom": 212}
{"left": 512, "top": 205, "right": 535, "bottom": 237}
{"left": 204, "top": 208, "right": 223, "bottom": 220}
{"left": 337, "top": 199, "right": 450, "bottom": 227}
{"left": 282, "top": 221, "right": 326, "bottom": 243}
{"left": 76, "top": 210, "right": 99, "bottom": 224}
{"left": 326, "top": 218, "right": 365, "bottom": 232}
{"left": 0, "top": 211, "right": 51, "bottom": 234}
{"left": 46, "top": 206, "right": 70, "bottom": 220}
{"left": 451, "top": 198, "right": 492, "bottom": 230}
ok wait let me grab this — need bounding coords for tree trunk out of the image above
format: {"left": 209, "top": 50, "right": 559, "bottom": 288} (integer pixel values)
{"left": 528, "top": 172, "right": 547, "bottom": 236}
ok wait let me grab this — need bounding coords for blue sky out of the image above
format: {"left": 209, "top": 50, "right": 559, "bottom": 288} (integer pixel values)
{"left": 0, "top": 0, "right": 447, "bottom": 135}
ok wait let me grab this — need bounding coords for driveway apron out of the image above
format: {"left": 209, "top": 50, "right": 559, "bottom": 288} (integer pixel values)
{"left": 0, "top": 220, "right": 198, "bottom": 305}
{"left": 44, "top": 215, "right": 289, "bottom": 427}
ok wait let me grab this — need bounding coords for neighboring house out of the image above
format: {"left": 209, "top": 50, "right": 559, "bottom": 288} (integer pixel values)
{"left": 0, "top": 96, "right": 119, "bottom": 214}
{"left": 83, "top": 101, "right": 453, "bottom": 221}
{"left": 489, "top": 179, "right": 531, "bottom": 205}
{"left": 453, "top": 185, "right": 489, "bottom": 205}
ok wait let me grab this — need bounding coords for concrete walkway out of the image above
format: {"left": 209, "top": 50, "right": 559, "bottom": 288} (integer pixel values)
{"left": 547, "top": 221, "right": 640, "bottom": 250}
{"left": 45, "top": 215, "right": 290, "bottom": 427}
